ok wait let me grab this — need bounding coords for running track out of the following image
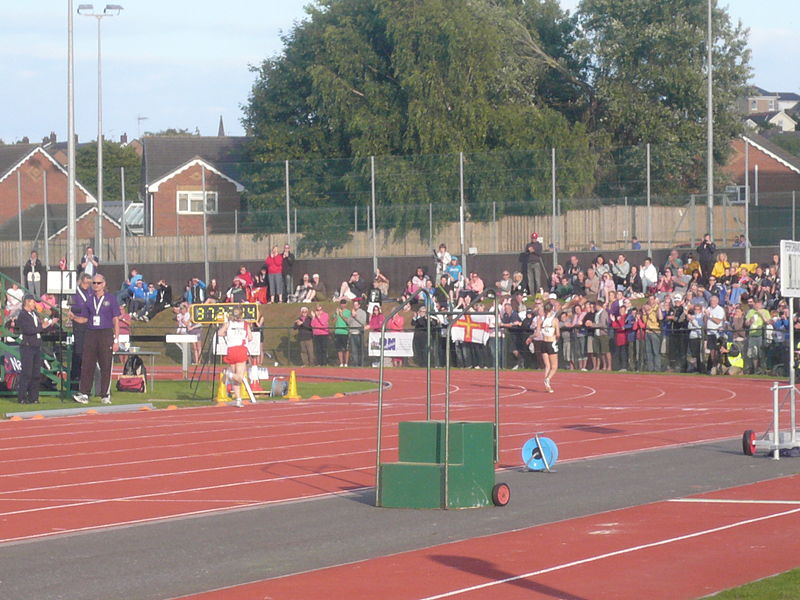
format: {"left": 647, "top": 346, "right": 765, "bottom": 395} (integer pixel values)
{"left": 1, "top": 369, "right": 798, "bottom": 598}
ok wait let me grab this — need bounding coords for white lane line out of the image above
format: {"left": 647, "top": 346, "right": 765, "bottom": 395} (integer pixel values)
{"left": 0, "top": 486, "right": 372, "bottom": 545}
{"left": 0, "top": 448, "right": 381, "bottom": 499}
{"left": 669, "top": 498, "right": 800, "bottom": 505}
{"left": 416, "top": 506, "right": 800, "bottom": 600}
{"left": 0, "top": 464, "right": 374, "bottom": 520}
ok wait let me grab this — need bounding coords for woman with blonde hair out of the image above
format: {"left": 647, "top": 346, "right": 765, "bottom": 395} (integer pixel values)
{"left": 711, "top": 252, "right": 730, "bottom": 279}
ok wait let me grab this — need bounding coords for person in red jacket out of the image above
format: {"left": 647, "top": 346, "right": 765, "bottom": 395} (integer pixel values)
{"left": 611, "top": 304, "right": 630, "bottom": 371}
{"left": 265, "top": 246, "right": 285, "bottom": 303}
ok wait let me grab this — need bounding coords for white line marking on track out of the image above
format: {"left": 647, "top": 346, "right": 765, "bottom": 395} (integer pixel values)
{"left": 0, "top": 464, "right": 373, "bottom": 520}
{"left": 416, "top": 506, "right": 800, "bottom": 599}
{"left": 669, "top": 498, "right": 800, "bottom": 505}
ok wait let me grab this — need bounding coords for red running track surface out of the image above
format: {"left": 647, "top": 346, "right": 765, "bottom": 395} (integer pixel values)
{"left": 0, "top": 369, "right": 781, "bottom": 543}
{"left": 172, "top": 474, "right": 800, "bottom": 600}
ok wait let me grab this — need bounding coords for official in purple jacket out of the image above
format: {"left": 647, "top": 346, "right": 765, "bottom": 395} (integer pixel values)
{"left": 73, "top": 274, "right": 120, "bottom": 405}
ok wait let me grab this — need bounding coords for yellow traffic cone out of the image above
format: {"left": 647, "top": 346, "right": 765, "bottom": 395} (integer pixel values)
{"left": 215, "top": 372, "right": 229, "bottom": 404}
{"left": 284, "top": 370, "right": 301, "bottom": 401}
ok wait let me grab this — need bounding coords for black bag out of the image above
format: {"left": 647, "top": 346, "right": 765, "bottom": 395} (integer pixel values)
{"left": 123, "top": 354, "right": 146, "bottom": 376}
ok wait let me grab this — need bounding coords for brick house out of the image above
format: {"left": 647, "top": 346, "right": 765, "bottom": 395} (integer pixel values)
{"left": 725, "top": 133, "right": 800, "bottom": 194}
{"left": 0, "top": 144, "right": 113, "bottom": 242}
{"left": 140, "top": 136, "right": 247, "bottom": 236}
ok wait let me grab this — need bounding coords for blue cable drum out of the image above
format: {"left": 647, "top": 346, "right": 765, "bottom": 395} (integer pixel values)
{"left": 522, "top": 437, "right": 558, "bottom": 471}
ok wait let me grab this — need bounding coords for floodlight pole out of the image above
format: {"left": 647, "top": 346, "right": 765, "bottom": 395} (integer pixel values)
{"left": 67, "top": 0, "right": 77, "bottom": 270}
{"left": 78, "top": 4, "right": 123, "bottom": 259}
{"left": 706, "top": 0, "right": 714, "bottom": 239}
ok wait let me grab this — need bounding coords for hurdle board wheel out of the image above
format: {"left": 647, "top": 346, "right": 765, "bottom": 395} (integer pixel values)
{"left": 742, "top": 430, "right": 757, "bottom": 456}
{"left": 521, "top": 437, "right": 559, "bottom": 471}
{"left": 492, "top": 483, "right": 511, "bottom": 507}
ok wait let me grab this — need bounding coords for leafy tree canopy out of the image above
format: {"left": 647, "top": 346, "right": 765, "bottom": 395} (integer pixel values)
{"left": 243, "top": 0, "right": 750, "bottom": 250}
{"left": 76, "top": 141, "right": 142, "bottom": 203}
{"left": 577, "top": 0, "right": 751, "bottom": 194}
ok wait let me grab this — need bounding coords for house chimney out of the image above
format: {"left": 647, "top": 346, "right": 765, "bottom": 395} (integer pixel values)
{"left": 120, "top": 133, "right": 128, "bottom": 144}
{"left": 21, "top": 136, "right": 30, "bottom": 144}
{"left": 50, "top": 131, "right": 57, "bottom": 144}
{"left": 74, "top": 133, "right": 79, "bottom": 145}
{"left": 217, "top": 115, "right": 225, "bottom": 137}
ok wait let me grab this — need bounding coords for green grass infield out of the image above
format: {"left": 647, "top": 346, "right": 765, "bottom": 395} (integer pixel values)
{"left": 3, "top": 379, "right": 377, "bottom": 416}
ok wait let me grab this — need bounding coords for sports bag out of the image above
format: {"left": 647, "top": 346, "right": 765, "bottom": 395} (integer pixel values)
{"left": 117, "top": 374, "right": 146, "bottom": 392}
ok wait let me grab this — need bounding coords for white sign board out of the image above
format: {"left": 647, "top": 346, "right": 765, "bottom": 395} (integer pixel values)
{"left": 780, "top": 240, "right": 800, "bottom": 298}
{"left": 368, "top": 331, "right": 414, "bottom": 357}
{"left": 46, "top": 270, "right": 78, "bottom": 295}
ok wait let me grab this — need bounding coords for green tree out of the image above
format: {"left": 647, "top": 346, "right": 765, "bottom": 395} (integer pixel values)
{"left": 242, "top": 0, "right": 597, "bottom": 252}
{"left": 143, "top": 128, "right": 197, "bottom": 136}
{"left": 76, "top": 141, "right": 142, "bottom": 203}
{"left": 577, "top": 0, "right": 751, "bottom": 196}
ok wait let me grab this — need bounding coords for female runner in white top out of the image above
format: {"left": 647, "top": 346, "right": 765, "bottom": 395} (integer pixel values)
{"left": 538, "top": 302, "right": 560, "bottom": 393}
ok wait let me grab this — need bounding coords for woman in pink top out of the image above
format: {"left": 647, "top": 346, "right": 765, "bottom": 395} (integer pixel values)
{"left": 265, "top": 246, "right": 285, "bottom": 303}
{"left": 368, "top": 305, "right": 385, "bottom": 331}
{"left": 310, "top": 304, "right": 329, "bottom": 366}
{"left": 387, "top": 312, "right": 405, "bottom": 367}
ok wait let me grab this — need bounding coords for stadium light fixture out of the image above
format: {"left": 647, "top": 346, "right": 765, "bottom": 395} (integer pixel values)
{"left": 78, "top": 3, "right": 124, "bottom": 259}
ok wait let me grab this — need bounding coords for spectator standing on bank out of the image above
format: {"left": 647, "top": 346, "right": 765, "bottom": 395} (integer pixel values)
{"left": 311, "top": 304, "right": 330, "bottom": 366}
{"left": 697, "top": 233, "right": 716, "bottom": 286}
{"left": 631, "top": 237, "right": 641, "bottom": 250}
{"left": 611, "top": 254, "right": 630, "bottom": 288}
{"left": 293, "top": 306, "right": 314, "bottom": 366}
{"left": 435, "top": 244, "right": 451, "bottom": 281}
{"left": 643, "top": 295, "right": 662, "bottom": 371}
{"left": 72, "top": 273, "right": 120, "bottom": 405}
{"left": 333, "top": 300, "right": 351, "bottom": 367}
{"left": 520, "top": 233, "right": 546, "bottom": 296}
{"left": 346, "top": 298, "right": 367, "bottom": 367}
{"left": 23, "top": 250, "right": 47, "bottom": 297}
{"left": 265, "top": 246, "right": 285, "bottom": 302}
{"left": 282, "top": 244, "right": 295, "bottom": 301}
{"left": 252, "top": 266, "right": 269, "bottom": 304}
{"left": 79, "top": 246, "right": 99, "bottom": 277}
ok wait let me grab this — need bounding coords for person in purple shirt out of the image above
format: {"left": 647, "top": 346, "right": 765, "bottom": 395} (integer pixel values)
{"left": 73, "top": 273, "right": 120, "bottom": 405}
{"left": 68, "top": 273, "right": 92, "bottom": 389}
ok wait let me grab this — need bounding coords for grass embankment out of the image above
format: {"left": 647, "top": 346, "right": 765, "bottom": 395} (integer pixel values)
{"left": 709, "top": 568, "right": 800, "bottom": 599}
{"left": 2, "top": 380, "right": 377, "bottom": 416}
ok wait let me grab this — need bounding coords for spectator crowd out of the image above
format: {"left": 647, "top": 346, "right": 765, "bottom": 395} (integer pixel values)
{"left": 287, "top": 234, "right": 794, "bottom": 376}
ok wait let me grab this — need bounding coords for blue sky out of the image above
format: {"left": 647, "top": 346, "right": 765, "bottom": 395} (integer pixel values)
{"left": 1, "top": 1, "right": 797, "bottom": 144}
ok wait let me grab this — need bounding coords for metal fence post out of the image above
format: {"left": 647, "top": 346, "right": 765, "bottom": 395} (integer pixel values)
{"left": 17, "top": 171, "right": 23, "bottom": 283}
{"left": 371, "top": 155, "right": 377, "bottom": 273}
{"left": 459, "top": 152, "right": 466, "bottom": 274}
{"left": 234, "top": 209, "right": 240, "bottom": 259}
{"left": 285, "top": 159, "right": 291, "bottom": 245}
{"left": 551, "top": 147, "right": 557, "bottom": 269}
{"left": 43, "top": 170, "right": 50, "bottom": 268}
{"left": 647, "top": 143, "right": 652, "bottom": 255}
{"left": 744, "top": 141, "right": 750, "bottom": 263}
{"left": 120, "top": 166, "right": 127, "bottom": 278}
{"left": 201, "top": 164, "right": 209, "bottom": 283}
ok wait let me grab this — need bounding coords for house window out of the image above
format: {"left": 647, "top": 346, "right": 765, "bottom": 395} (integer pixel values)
{"left": 177, "top": 191, "right": 218, "bottom": 214}
{"left": 750, "top": 99, "right": 757, "bottom": 111}
{"left": 769, "top": 99, "right": 775, "bottom": 111}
